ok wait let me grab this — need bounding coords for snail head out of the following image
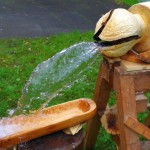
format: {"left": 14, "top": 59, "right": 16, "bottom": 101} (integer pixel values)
{"left": 94, "top": 8, "right": 143, "bottom": 57}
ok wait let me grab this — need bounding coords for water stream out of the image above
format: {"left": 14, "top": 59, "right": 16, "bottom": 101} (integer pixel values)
{"left": 1, "top": 38, "right": 103, "bottom": 145}
{"left": 11, "top": 42, "right": 101, "bottom": 116}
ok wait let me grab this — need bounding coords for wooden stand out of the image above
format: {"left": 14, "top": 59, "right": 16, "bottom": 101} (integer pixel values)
{"left": 84, "top": 58, "right": 150, "bottom": 150}
{"left": 8, "top": 131, "right": 84, "bottom": 150}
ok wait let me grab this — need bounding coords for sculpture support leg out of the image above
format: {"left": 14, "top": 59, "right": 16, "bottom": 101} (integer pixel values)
{"left": 114, "top": 68, "right": 141, "bottom": 150}
{"left": 84, "top": 61, "right": 112, "bottom": 150}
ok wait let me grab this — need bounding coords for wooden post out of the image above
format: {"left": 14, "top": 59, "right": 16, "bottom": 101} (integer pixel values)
{"left": 114, "top": 67, "right": 141, "bottom": 150}
{"left": 135, "top": 92, "right": 147, "bottom": 113}
{"left": 84, "top": 60, "right": 112, "bottom": 150}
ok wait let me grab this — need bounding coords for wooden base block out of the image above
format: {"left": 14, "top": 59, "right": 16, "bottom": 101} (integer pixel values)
{"left": 8, "top": 131, "right": 84, "bottom": 150}
{"left": 121, "top": 60, "right": 150, "bottom": 71}
{"left": 63, "top": 124, "right": 83, "bottom": 135}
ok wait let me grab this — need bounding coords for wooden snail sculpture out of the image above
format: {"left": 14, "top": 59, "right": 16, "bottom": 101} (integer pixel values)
{"left": 94, "top": 2, "right": 150, "bottom": 63}
{"left": 94, "top": 1, "right": 150, "bottom": 136}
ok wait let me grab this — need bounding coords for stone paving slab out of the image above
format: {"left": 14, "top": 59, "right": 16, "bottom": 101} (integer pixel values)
{"left": 0, "top": 0, "right": 124, "bottom": 38}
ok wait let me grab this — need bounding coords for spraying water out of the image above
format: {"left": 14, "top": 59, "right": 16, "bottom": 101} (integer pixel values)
{"left": 11, "top": 42, "right": 101, "bottom": 116}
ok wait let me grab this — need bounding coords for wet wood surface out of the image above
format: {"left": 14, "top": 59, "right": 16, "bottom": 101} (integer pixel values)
{"left": 8, "top": 130, "right": 84, "bottom": 150}
{"left": 141, "top": 141, "right": 150, "bottom": 150}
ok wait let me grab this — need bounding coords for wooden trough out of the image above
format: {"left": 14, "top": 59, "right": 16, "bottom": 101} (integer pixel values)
{"left": 0, "top": 98, "right": 96, "bottom": 148}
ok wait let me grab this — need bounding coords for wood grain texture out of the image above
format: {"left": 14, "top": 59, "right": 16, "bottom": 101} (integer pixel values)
{"left": 121, "top": 60, "right": 150, "bottom": 71}
{"left": 125, "top": 116, "right": 150, "bottom": 140}
{"left": 135, "top": 92, "right": 147, "bottom": 113}
{"left": 144, "top": 113, "right": 150, "bottom": 128}
{"left": 114, "top": 69, "right": 141, "bottom": 150}
{"left": 115, "top": 66, "right": 150, "bottom": 92}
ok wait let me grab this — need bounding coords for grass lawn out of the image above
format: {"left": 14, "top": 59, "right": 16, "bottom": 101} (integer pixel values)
{"left": 116, "top": 0, "right": 139, "bottom": 6}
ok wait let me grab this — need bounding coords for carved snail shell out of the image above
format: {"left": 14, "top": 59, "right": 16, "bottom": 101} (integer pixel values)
{"left": 94, "top": 2, "right": 150, "bottom": 63}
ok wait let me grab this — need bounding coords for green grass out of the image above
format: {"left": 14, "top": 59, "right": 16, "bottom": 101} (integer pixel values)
{"left": 1, "top": 30, "right": 150, "bottom": 149}
{"left": 116, "top": 0, "right": 139, "bottom": 6}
